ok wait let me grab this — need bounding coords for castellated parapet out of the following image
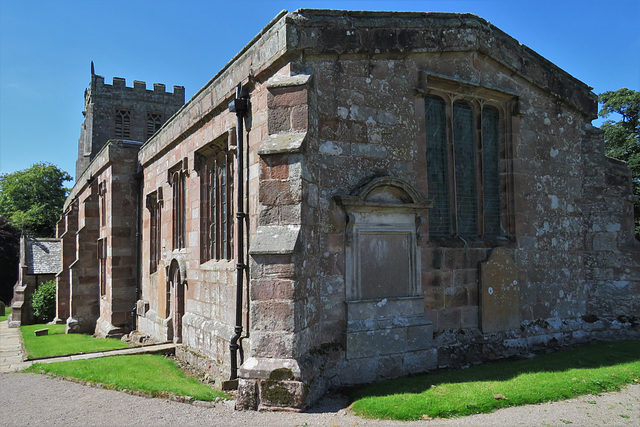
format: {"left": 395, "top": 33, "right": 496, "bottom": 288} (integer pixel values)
{"left": 89, "top": 75, "right": 185, "bottom": 101}
{"left": 75, "top": 72, "right": 185, "bottom": 179}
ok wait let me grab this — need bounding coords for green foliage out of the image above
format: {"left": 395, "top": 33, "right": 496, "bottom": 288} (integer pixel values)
{"left": 20, "top": 323, "right": 128, "bottom": 358}
{"left": 30, "top": 280, "right": 56, "bottom": 323}
{"left": 0, "top": 162, "right": 71, "bottom": 237}
{"left": 350, "top": 340, "right": 640, "bottom": 421}
{"left": 598, "top": 88, "right": 640, "bottom": 237}
{"left": 0, "top": 216, "right": 20, "bottom": 304}
{"left": 24, "top": 354, "right": 228, "bottom": 401}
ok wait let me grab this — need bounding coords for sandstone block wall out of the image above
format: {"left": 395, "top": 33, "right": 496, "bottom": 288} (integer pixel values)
{"left": 59, "top": 140, "right": 141, "bottom": 336}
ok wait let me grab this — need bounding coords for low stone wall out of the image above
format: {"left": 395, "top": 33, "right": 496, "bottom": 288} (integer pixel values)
{"left": 175, "top": 346, "right": 229, "bottom": 388}
{"left": 234, "top": 315, "right": 639, "bottom": 410}
{"left": 434, "top": 315, "right": 640, "bottom": 369}
{"left": 137, "top": 310, "right": 170, "bottom": 343}
{"left": 180, "top": 312, "right": 232, "bottom": 381}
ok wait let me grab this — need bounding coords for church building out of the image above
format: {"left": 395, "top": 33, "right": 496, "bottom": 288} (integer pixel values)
{"left": 56, "top": 10, "right": 640, "bottom": 410}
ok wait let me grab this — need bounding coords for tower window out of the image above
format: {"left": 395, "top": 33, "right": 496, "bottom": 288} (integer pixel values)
{"left": 115, "top": 109, "right": 131, "bottom": 138}
{"left": 147, "top": 112, "right": 163, "bottom": 139}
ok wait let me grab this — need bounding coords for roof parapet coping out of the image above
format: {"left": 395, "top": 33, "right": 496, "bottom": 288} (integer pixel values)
{"left": 288, "top": 9, "right": 597, "bottom": 118}
{"left": 141, "top": 8, "right": 598, "bottom": 162}
{"left": 267, "top": 73, "right": 312, "bottom": 89}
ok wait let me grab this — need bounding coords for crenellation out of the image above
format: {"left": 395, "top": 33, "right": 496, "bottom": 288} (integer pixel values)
{"left": 75, "top": 71, "right": 185, "bottom": 179}
{"left": 112, "top": 77, "right": 126, "bottom": 88}
{"left": 89, "top": 74, "right": 184, "bottom": 97}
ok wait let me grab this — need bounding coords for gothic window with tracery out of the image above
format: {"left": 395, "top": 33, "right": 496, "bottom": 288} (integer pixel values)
{"left": 147, "top": 112, "right": 163, "bottom": 139}
{"left": 425, "top": 95, "right": 503, "bottom": 237}
{"left": 115, "top": 109, "right": 131, "bottom": 138}
{"left": 170, "top": 161, "right": 187, "bottom": 250}
{"left": 146, "top": 190, "right": 162, "bottom": 273}
{"left": 197, "top": 143, "right": 233, "bottom": 262}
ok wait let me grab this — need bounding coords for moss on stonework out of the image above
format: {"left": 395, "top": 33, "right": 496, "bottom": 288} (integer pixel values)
{"left": 268, "top": 367, "right": 295, "bottom": 381}
{"left": 262, "top": 381, "right": 295, "bottom": 406}
{"left": 261, "top": 368, "right": 297, "bottom": 407}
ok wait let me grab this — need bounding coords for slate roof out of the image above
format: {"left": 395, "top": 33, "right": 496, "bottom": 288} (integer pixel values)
{"left": 26, "top": 238, "right": 61, "bottom": 275}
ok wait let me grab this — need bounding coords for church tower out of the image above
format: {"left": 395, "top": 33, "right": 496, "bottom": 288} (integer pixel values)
{"left": 75, "top": 63, "right": 185, "bottom": 178}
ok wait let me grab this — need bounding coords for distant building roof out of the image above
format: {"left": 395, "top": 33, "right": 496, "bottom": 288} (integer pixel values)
{"left": 26, "top": 238, "right": 61, "bottom": 275}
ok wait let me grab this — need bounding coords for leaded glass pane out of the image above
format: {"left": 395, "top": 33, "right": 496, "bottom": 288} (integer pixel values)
{"left": 482, "top": 106, "right": 501, "bottom": 235}
{"left": 218, "top": 152, "right": 228, "bottom": 260}
{"left": 425, "top": 96, "right": 450, "bottom": 235}
{"left": 453, "top": 101, "right": 477, "bottom": 235}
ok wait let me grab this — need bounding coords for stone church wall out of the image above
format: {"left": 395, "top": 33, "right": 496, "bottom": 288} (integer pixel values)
{"left": 56, "top": 9, "right": 639, "bottom": 412}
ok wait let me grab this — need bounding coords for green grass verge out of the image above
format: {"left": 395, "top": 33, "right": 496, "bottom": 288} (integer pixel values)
{"left": 24, "top": 354, "right": 227, "bottom": 401}
{"left": 0, "top": 306, "right": 10, "bottom": 322}
{"left": 350, "top": 340, "right": 640, "bottom": 421}
{"left": 20, "top": 323, "right": 129, "bottom": 358}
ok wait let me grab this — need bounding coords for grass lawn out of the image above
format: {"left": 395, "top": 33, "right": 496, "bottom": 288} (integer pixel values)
{"left": 0, "top": 306, "right": 10, "bottom": 322}
{"left": 20, "top": 323, "right": 129, "bottom": 359}
{"left": 350, "top": 340, "right": 640, "bottom": 421}
{"left": 24, "top": 354, "right": 227, "bottom": 401}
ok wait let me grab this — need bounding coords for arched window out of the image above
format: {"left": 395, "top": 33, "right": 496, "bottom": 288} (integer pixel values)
{"left": 426, "top": 95, "right": 506, "bottom": 237}
{"left": 197, "top": 137, "right": 234, "bottom": 262}
{"left": 169, "top": 160, "right": 187, "bottom": 250}
{"left": 115, "top": 109, "right": 130, "bottom": 138}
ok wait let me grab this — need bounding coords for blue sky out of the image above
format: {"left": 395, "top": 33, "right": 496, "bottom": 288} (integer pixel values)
{"left": 1, "top": 0, "right": 638, "bottom": 183}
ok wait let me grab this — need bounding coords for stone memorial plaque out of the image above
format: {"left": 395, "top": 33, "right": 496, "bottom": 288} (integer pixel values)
{"left": 359, "top": 232, "right": 412, "bottom": 299}
{"left": 480, "top": 247, "right": 520, "bottom": 333}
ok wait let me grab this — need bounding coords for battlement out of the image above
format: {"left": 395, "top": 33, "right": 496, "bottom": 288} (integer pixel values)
{"left": 90, "top": 74, "right": 185, "bottom": 100}
{"left": 77, "top": 67, "right": 186, "bottom": 178}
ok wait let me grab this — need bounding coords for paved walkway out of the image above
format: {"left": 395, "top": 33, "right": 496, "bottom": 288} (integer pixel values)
{"left": 0, "top": 318, "right": 24, "bottom": 372}
{"left": 0, "top": 319, "right": 177, "bottom": 373}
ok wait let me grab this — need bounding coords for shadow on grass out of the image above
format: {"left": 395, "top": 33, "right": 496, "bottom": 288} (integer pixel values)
{"left": 350, "top": 340, "right": 640, "bottom": 400}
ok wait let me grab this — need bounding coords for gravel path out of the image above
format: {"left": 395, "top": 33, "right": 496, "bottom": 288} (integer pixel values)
{"left": 1, "top": 372, "right": 639, "bottom": 426}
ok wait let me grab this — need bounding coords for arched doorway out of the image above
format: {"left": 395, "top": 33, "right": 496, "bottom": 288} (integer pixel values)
{"left": 167, "top": 257, "right": 186, "bottom": 343}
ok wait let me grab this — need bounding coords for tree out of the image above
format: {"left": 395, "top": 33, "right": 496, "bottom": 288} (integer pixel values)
{"left": 599, "top": 88, "right": 640, "bottom": 237}
{"left": 0, "top": 163, "right": 71, "bottom": 237}
{"left": 31, "top": 280, "right": 56, "bottom": 322}
{"left": 0, "top": 216, "right": 20, "bottom": 304}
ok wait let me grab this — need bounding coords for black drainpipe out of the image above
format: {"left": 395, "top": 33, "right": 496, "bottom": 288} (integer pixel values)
{"left": 228, "top": 83, "right": 249, "bottom": 380}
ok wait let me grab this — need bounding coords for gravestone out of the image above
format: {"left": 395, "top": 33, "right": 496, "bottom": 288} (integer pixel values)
{"left": 0, "top": 301, "right": 5, "bottom": 317}
{"left": 480, "top": 247, "right": 520, "bottom": 333}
